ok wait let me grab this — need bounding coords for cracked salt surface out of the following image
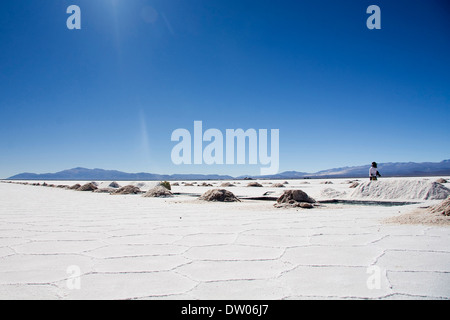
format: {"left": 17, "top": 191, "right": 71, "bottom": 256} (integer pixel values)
{"left": 0, "top": 178, "right": 449, "bottom": 300}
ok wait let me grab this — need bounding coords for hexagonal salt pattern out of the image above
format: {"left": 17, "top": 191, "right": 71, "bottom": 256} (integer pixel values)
{"left": 0, "top": 182, "right": 449, "bottom": 300}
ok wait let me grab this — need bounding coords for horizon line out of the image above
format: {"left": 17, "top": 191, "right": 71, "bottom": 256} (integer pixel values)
{"left": 4, "top": 158, "right": 450, "bottom": 180}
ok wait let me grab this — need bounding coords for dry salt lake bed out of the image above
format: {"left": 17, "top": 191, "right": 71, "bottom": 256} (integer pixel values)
{"left": 0, "top": 177, "right": 449, "bottom": 300}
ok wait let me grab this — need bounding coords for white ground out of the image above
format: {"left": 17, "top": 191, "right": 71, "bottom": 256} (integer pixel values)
{"left": 0, "top": 177, "right": 449, "bottom": 300}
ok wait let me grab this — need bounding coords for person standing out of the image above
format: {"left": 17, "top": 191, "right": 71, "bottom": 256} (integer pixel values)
{"left": 369, "top": 162, "right": 381, "bottom": 181}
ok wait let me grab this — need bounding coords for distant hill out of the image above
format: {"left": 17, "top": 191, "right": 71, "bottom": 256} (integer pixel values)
{"left": 7, "top": 167, "right": 234, "bottom": 181}
{"left": 240, "top": 160, "right": 450, "bottom": 179}
{"left": 6, "top": 160, "right": 450, "bottom": 181}
{"left": 308, "top": 160, "right": 450, "bottom": 178}
{"left": 255, "top": 160, "right": 450, "bottom": 179}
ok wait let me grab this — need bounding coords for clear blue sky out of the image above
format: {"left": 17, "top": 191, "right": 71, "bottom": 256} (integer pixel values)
{"left": 1, "top": 0, "right": 449, "bottom": 178}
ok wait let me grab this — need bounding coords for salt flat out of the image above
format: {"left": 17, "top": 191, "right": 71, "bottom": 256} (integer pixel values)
{"left": 0, "top": 177, "right": 449, "bottom": 300}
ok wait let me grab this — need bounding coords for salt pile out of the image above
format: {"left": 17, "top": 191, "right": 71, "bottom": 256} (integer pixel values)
{"left": 142, "top": 186, "right": 173, "bottom": 198}
{"left": 350, "top": 180, "right": 450, "bottom": 200}
{"left": 111, "top": 185, "right": 142, "bottom": 195}
{"left": 198, "top": 189, "right": 240, "bottom": 202}
{"left": 429, "top": 196, "right": 450, "bottom": 216}
{"left": 349, "top": 182, "right": 359, "bottom": 188}
{"left": 384, "top": 195, "right": 450, "bottom": 226}
{"left": 320, "top": 188, "right": 347, "bottom": 199}
{"left": 220, "top": 182, "right": 235, "bottom": 187}
{"left": 247, "top": 182, "right": 263, "bottom": 187}
{"left": 274, "top": 190, "right": 315, "bottom": 209}
{"left": 271, "top": 183, "right": 285, "bottom": 188}
{"left": 77, "top": 183, "right": 98, "bottom": 192}
{"left": 109, "top": 181, "right": 121, "bottom": 188}
{"left": 276, "top": 190, "right": 316, "bottom": 204}
{"left": 94, "top": 188, "right": 116, "bottom": 194}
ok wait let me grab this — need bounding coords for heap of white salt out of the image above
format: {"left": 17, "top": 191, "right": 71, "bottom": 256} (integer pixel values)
{"left": 429, "top": 196, "right": 450, "bottom": 216}
{"left": 320, "top": 188, "right": 347, "bottom": 199}
{"left": 350, "top": 180, "right": 450, "bottom": 201}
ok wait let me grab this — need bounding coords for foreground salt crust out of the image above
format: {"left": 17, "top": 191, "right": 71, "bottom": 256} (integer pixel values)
{"left": 0, "top": 177, "right": 449, "bottom": 299}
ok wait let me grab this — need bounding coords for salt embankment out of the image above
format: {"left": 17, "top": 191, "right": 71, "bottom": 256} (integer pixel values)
{"left": 350, "top": 180, "right": 450, "bottom": 201}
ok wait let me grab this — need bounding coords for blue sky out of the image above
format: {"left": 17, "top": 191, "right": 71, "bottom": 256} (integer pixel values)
{"left": 0, "top": 0, "right": 449, "bottom": 178}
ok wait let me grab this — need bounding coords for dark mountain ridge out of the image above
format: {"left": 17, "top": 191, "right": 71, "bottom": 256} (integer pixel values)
{"left": 6, "top": 160, "right": 450, "bottom": 180}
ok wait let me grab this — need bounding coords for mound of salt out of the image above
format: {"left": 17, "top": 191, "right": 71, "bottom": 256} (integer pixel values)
{"left": 200, "top": 182, "right": 213, "bottom": 187}
{"left": 109, "top": 181, "right": 121, "bottom": 188}
{"left": 220, "top": 182, "right": 235, "bottom": 187}
{"left": 111, "top": 185, "right": 142, "bottom": 195}
{"left": 247, "top": 182, "right": 263, "bottom": 187}
{"left": 271, "top": 183, "right": 285, "bottom": 188}
{"left": 277, "top": 190, "right": 316, "bottom": 204}
{"left": 320, "top": 188, "right": 347, "bottom": 199}
{"left": 429, "top": 196, "right": 450, "bottom": 216}
{"left": 78, "top": 183, "right": 98, "bottom": 192}
{"left": 94, "top": 188, "right": 116, "bottom": 194}
{"left": 198, "top": 189, "right": 240, "bottom": 202}
{"left": 384, "top": 195, "right": 450, "bottom": 226}
{"left": 142, "top": 186, "right": 173, "bottom": 198}
{"left": 350, "top": 180, "right": 450, "bottom": 200}
{"left": 69, "top": 184, "right": 81, "bottom": 190}
{"left": 349, "top": 182, "right": 360, "bottom": 188}
{"left": 436, "top": 178, "right": 448, "bottom": 184}
{"left": 274, "top": 190, "right": 315, "bottom": 209}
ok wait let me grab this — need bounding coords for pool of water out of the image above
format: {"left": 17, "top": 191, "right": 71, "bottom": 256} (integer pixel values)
{"left": 173, "top": 193, "right": 419, "bottom": 207}
{"left": 317, "top": 199, "right": 419, "bottom": 207}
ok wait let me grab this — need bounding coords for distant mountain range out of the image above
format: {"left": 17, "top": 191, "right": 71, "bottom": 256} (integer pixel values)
{"left": 7, "top": 167, "right": 234, "bottom": 181}
{"left": 249, "top": 159, "right": 450, "bottom": 179}
{"left": 6, "top": 160, "right": 450, "bottom": 181}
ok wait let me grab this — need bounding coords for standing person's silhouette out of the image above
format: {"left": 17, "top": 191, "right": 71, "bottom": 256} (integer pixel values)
{"left": 369, "top": 162, "right": 381, "bottom": 181}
